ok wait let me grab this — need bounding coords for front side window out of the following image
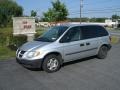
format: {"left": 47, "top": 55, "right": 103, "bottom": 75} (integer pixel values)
{"left": 35, "top": 26, "right": 68, "bottom": 42}
{"left": 60, "top": 26, "right": 80, "bottom": 43}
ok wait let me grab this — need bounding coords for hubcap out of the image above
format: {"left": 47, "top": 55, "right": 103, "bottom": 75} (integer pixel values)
{"left": 47, "top": 58, "right": 59, "bottom": 71}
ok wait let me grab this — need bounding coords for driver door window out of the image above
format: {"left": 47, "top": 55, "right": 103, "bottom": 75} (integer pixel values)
{"left": 60, "top": 26, "right": 80, "bottom": 43}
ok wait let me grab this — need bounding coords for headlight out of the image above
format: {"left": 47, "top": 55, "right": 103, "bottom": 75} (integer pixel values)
{"left": 16, "top": 49, "right": 18, "bottom": 55}
{"left": 27, "top": 51, "right": 40, "bottom": 58}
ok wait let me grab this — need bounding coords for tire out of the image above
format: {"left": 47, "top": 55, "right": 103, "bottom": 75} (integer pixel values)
{"left": 42, "top": 54, "right": 61, "bottom": 73}
{"left": 97, "top": 46, "right": 108, "bottom": 59}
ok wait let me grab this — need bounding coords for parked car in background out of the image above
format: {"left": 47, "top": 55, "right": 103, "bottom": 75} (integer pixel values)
{"left": 16, "top": 24, "right": 112, "bottom": 73}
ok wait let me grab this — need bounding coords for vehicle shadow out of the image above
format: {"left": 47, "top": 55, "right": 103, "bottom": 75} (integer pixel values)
{"left": 26, "top": 67, "right": 43, "bottom": 71}
{"left": 62, "top": 56, "right": 96, "bottom": 67}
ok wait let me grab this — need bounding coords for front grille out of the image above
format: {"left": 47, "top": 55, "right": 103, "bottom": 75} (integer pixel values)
{"left": 19, "top": 54, "right": 23, "bottom": 58}
{"left": 17, "top": 50, "right": 26, "bottom": 58}
{"left": 20, "top": 51, "right": 26, "bottom": 54}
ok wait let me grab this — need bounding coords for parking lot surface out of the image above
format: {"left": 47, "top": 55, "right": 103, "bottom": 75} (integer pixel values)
{"left": 0, "top": 44, "right": 120, "bottom": 90}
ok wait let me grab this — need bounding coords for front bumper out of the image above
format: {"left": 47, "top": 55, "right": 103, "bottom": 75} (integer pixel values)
{"left": 16, "top": 58, "right": 43, "bottom": 68}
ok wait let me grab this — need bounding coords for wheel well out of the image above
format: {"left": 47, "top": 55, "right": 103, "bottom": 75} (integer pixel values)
{"left": 101, "top": 44, "right": 110, "bottom": 50}
{"left": 43, "top": 52, "right": 63, "bottom": 65}
{"left": 102, "top": 44, "right": 108, "bottom": 47}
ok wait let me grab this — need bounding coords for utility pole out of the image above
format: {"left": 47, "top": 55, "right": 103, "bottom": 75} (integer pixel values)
{"left": 80, "top": 0, "right": 83, "bottom": 24}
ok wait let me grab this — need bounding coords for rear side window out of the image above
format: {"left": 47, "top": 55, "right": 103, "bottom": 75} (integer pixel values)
{"left": 95, "top": 26, "right": 108, "bottom": 37}
{"left": 80, "top": 26, "right": 96, "bottom": 39}
{"left": 80, "top": 26, "right": 108, "bottom": 40}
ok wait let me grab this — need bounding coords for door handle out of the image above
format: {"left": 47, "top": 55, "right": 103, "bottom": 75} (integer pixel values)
{"left": 80, "top": 43, "right": 84, "bottom": 47}
{"left": 86, "top": 42, "right": 90, "bottom": 46}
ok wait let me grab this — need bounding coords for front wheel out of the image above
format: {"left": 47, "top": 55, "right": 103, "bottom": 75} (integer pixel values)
{"left": 42, "top": 54, "right": 61, "bottom": 73}
{"left": 97, "top": 46, "right": 108, "bottom": 59}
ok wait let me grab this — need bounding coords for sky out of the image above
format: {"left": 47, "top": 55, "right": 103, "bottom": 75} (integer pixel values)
{"left": 16, "top": 0, "right": 120, "bottom": 18}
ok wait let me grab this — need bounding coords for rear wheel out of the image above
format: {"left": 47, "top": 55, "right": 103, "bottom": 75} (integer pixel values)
{"left": 97, "top": 46, "right": 108, "bottom": 59}
{"left": 42, "top": 54, "right": 61, "bottom": 73}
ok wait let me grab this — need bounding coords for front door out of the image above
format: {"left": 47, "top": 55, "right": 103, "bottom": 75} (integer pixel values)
{"left": 60, "top": 26, "right": 89, "bottom": 62}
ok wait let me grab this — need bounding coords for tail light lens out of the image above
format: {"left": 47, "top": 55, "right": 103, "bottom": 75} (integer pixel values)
{"left": 109, "top": 36, "right": 111, "bottom": 42}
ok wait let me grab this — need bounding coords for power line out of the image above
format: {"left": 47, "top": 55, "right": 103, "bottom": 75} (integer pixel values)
{"left": 84, "top": 0, "right": 115, "bottom": 6}
{"left": 68, "top": 0, "right": 114, "bottom": 8}
{"left": 68, "top": 0, "right": 120, "bottom": 13}
{"left": 70, "top": 7, "right": 120, "bottom": 14}
{"left": 69, "top": 10, "right": 120, "bottom": 15}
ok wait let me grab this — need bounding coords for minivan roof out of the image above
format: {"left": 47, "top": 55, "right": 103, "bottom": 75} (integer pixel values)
{"left": 59, "top": 24, "right": 103, "bottom": 27}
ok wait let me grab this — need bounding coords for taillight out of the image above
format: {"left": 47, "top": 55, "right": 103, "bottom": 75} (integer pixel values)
{"left": 109, "top": 36, "right": 111, "bottom": 41}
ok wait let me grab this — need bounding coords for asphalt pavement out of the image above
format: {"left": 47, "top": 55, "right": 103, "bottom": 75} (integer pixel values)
{"left": 0, "top": 43, "right": 120, "bottom": 90}
{"left": 108, "top": 30, "right": 120, "bottom": 37}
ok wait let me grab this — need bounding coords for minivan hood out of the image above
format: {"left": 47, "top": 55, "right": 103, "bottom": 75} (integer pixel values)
{"left": 19, "top": 41, "right": 50, "bottom": 51}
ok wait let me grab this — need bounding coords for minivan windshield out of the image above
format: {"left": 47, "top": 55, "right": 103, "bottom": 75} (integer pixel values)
{"left": 35, "top": 26, "right": 68, "bottom": 42}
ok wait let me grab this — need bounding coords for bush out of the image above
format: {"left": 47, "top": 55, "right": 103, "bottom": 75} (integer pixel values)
{"left": 0, "top": 33, "right": 27, "bottom": 50}
{"left": 0, "top": 33, "right": 7, "bottom": 46}
{"left": 9, "top": 35, "right": 27, "bottom": 48}
{"left": 35, "top": 33, "right": 41, "bottom": 38}
{"left": 0, "top": 27, "right": 45, "bottom": 50}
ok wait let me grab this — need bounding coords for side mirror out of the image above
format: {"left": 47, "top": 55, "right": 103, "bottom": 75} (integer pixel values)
{"left": 59, "top": 36, "right": 70, "bottom": 43}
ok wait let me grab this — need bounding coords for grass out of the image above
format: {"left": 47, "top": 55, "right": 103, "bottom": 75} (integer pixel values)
{"left": 0, "top": 46, "right": 16, "bottom": 60}
{"left": 111, "top": 36, "right": 120, "bottom": 44}
{"left": 0, "top": 27, "right": 12, "bottom": 34}
{"left": 0, "top": 27, "right": 14, "bottom": 60}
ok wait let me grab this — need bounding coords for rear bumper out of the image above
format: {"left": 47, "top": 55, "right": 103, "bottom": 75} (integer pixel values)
{"left": 108, "top": 44, "right": 112, "bottom": 50}
{"left": 16, "top": 58, "right": 43, "bottom": 68}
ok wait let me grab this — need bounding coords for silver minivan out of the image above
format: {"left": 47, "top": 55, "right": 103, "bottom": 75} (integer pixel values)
{"left": 16, "top": 24, "right": 111, "bottom": 73}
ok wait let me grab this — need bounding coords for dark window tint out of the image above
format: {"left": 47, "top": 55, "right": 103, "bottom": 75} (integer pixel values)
{"left": 60, "top": 26, "right": 80, "bottom": 43}
{"left": 80, "top": 26, "right": 96, "bottom": 39}
{"left": 96, "top": 26, "right": 108, "bottom": 37}
{"left": 80, "top": 25, "right": 108, "bottom": 40}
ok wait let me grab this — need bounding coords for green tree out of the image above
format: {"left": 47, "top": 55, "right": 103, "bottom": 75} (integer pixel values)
{"left": 42, "top": 0, "right": 68, "bottom": 22}
{"left": 112, "top": 14, "right": 120, "bottom": 20}
{"left": 42, "top": 8, "right": 55, "bottom": 22}
{"left": 31, "top": 10, "right": 37, "bottom": 17}
{"left": 89, "top": 17, "right": 106, "bottom": 22}
{"left": 68, "top": 17, "right": 89, "bottom": 22}
{"left": 0, "top": 0, "right": 23, "bottom": 27}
